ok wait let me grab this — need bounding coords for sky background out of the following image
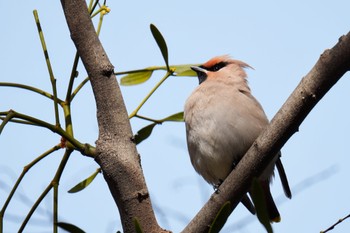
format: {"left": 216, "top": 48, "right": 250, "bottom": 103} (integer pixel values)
{"left": 1, "top": 1, "right": 350, "bottom": 233}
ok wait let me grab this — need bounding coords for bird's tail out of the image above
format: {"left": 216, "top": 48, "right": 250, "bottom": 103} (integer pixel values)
{"left": 261, "top": 180, "right": 281, "bottom": 222}
{"left": 276, "top": 157, "right": 292, "bottom": 199}
{"left": 261, "top": 157, "right": 292, "bottom": 222}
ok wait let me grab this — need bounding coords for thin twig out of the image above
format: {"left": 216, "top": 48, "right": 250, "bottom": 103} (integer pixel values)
{"left": 18, "top": 149, "right": 73, "bottom": 232}
{"left": 33, "top": 10, "right": 61, "bottom": 127}
{"left": 96, "top": 5, "right": 108, "bottom": 36}
{"left": 321, "top": 213, "right": 350, "bottom": 233}
{"left": 0, "top": 117, "right": 37, "bottom": 125}
{"left": 0, "top": 110, "right": 95, "bottom": 157}
{"left": 0, "top": 82, "right": 64, "bottom": 104}
{"left": 129, "top": 71, "right": 173, "bottom": 118}
{"left": 0, "top": 110, "right": 15, "bottom": 134}
{"left": 0, "top": 145, "right": 61, "bottom": 232}
{"left": 88, "top": 0, "right": 99, "bottom": 13}
{"left": 65, "top": 52, "right": 80, "bottom": 103}
{"left": 70, "top": 76, "right": 90, "bottom": 102}
{"left": 52, "top": 149, "right": 73, "bottom": 233}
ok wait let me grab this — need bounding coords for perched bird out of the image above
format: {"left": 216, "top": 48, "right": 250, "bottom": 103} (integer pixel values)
{"left": 184, "top": 55, "right": 291, "bottom": 222}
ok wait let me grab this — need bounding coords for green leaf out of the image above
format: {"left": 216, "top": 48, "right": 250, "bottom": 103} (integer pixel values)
{"left": 209, "top": 201, "right": 232, "bottom": 233}
{"left": 134, "top": 123, "right": 157, "bottom": 145}
{"left": 171, "top": 64, "right": 199, "bottom": 76}
{"left": 251, "top": 178, "right": 273, "bottom": 233}
{"left": 150, "top": 24, "right": 169, "bottom": 71}
{"left": 120, "top": 70, "right": 153, "bottom": 86}
{"left": 57, "top": 222, "right": 85, "bottom": 233}
{"left": 134, "top": 218, "right": 144, "bottom": 233}
{"left": 175, "top": 69, "right": 197, "bottom": 77}
{"left": 161, "top": 112, "right": 184, "bottom": 122}
{"left": 68, "top": 168, "right": 101, "bottom": 193}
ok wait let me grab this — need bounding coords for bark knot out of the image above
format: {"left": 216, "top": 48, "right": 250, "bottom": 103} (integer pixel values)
{"left": 137, "top": 190, "right": 150, "bottom": 203}
{"left": 101, "top": 63, "right": 115, "bottom": 77}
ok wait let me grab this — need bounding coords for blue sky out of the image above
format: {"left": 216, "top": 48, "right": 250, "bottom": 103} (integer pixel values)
{"left": 1, "top": 1, "right": 350, "bottom": 232}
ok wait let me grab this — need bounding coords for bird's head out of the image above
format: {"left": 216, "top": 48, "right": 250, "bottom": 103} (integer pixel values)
{"left": 191, "top": 55, "right": 252, "bottom": 84}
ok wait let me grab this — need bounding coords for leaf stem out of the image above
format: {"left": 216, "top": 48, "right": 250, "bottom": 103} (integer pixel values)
{"left": 129, "top": 71, "right": 173, "bottom": 118}
{"left": 135, "top": 114, "right": 162, "bottom": 124}
{"left": 115, "top": 66, "right": 166, "bottom": 76}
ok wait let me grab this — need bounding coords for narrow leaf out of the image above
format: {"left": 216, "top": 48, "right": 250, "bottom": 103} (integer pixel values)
{"left": 161, "top": 112, "right": 184, "bottom": 122}
{"left": 57, "top": 222, "right": 85, "bottom": 233}
{"left": 251, "top": 178, "right": 273, "bottom": 233}
{"left": 68, "top": 168, "right": 101, "bottom": 193}
{"left": 209, "top": 201, "right": 232, "bottom": 233}
{"left": 134, "top": 123, "right": 157, "bottom": 145}
{"left": 133, "top": 218, "right": 144, "bottom": 233}
{"left": 175, "top": 69, "right": 197, "bottom": 77}
{"left": 120, "top": 71, "right": 153, "bottom": 86}
{"left": 150, "top": 24, "right": 169, "bottom": 71}
{"left": 171, "top": 64, "right": 199, "bottom": 76}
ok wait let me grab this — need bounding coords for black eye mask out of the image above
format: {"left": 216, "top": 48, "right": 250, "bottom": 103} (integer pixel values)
{"left": 201, "top": 61, "right": 228, "bottom": 72}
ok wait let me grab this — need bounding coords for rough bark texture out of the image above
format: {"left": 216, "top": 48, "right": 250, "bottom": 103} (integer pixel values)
{"left": 60, "top": 1, "right": 167, "bottom": 232}
{"left": 182, "top": 32, "right": 350, "bottom": 233}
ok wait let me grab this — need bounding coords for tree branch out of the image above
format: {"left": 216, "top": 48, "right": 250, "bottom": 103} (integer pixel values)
{"left": 60, "top": 1, "right": 167, "bottom": 232}
{"left": 182, "top": 32, "right": 350, "bottom": 232}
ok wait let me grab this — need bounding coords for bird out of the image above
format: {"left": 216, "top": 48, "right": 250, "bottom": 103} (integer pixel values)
{"left": 184, "top": 55, "right": 291, "bottom": 222}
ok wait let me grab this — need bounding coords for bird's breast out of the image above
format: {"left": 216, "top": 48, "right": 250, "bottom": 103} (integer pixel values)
{"left": 184, "top": 84, "right": 264, "bottom": 185}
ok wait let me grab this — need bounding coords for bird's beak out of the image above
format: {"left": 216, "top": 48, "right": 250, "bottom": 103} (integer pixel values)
{"left": 191, "top": 66, "right": 208, "bottom": 84}
{"left": 191, "top": 66, "right": 207, "bottom": 74}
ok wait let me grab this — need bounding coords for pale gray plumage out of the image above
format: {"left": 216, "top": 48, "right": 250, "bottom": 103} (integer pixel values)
{"left": 184, "top": 55, "right": 291, "bottom": 222}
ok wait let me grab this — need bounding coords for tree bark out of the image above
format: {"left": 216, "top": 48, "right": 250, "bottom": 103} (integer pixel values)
{"left": 60, "top": 1, "right": 168, "bottom": 232}
{"left": 182, "top": 32, "right": 350, "bottom": 233}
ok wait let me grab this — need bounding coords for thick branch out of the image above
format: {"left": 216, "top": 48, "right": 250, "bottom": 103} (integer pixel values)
{"left": 183, "top": 32, "right": 350, "bottom": 232}
{"left": 60, "top": 1, "right": 166, "bottom": 232}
